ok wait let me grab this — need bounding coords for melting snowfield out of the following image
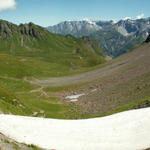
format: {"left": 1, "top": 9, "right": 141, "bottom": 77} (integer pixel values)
{"left": 0, "top": 108, "right": 150, "bottom": 150}
{"left": 65, "top": 93, "right": 85, "bottom": 102}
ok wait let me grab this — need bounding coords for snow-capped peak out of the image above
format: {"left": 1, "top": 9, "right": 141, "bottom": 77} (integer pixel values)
{"left": 122, "top": 17, "right": 131, "bottom": 21}
{"left": 80, "top": 18, "right": 96, "bottom": 25}
{"left": 111, "top": 20, "right": 118, "bottom": 24}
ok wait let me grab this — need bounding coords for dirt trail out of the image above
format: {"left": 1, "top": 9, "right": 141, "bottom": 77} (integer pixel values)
{"left": 30, "top": 87, "right": 49, "bottom": 97}
{"left": 27, "top": 43, "right": 150, "bottom": 87}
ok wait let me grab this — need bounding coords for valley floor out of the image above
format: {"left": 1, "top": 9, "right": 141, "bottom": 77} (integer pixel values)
{"left": 0, "top": 43, "right": 150, "bottom": 119}
{"left": 0, "top": 108, "right": 150, "bottom": 150}
{"left": 25, "top": 43, "right": 150, "bottom": 118}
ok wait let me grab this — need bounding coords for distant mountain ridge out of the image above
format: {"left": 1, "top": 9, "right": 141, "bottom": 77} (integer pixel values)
{"left": 0, "top": 20, "right": 47, "bottom": 38}
{"left": 47, "top": 19, "right": 115, "bottom": 37}
{"left": 47, "top": 18, "right": 150, "bottom": 57}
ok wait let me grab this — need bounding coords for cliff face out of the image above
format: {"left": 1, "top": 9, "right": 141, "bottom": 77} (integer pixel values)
{"left": 0, "top": 20, "right": 47, "bottom": 39}
{"left": 145, "top": 35, "right": 150, "bottom": 43}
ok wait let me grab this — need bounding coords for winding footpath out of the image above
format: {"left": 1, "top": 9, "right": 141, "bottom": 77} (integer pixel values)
{"left": 0, "top": 108, "right": 150, "bottom": 150}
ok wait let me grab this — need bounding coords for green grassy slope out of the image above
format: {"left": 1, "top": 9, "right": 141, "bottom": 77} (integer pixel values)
{"left": 0, "top": 19, "right": 149, "bottom": 120}
{"left": 0, "top": 20, "right": 106, "bottom": 117}
{"left": 0, "top": 84, "right": 31, "bottom": 115}
{"left": 0, "top": 75, "right": 71, "bottom": 118}
{"left": 0, "top": 20, "right": 106, "bottom": 78}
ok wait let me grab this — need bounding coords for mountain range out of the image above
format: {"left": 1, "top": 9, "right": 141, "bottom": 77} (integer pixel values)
{"left": 47, "top": 18, "right": 150, "bottom": 57}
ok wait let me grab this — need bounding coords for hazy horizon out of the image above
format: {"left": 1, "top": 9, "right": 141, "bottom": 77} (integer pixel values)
{"left": 0, "top": 0, "right": 150, "bottom": 27}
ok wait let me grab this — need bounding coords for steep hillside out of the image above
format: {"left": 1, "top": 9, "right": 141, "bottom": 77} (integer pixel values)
{"left": 0, "top": 19, "right": 107, "bottom": 118}
{"left": 47, "top": 17, "right": 150, "bottom": 57}
{"left": 80, "top": 36, "right": 105, "bottom": 56}
{"left": 90, "top": 28, "right": 146, "bottom": 57}
{"left": 0, "top": 20, "right": 106, "bottom": 78}
{"left": 0, "top": 84, "right": 30, "bottom": 115}
{"left": 145, "top": 34, "right": 150, "bottom": 43}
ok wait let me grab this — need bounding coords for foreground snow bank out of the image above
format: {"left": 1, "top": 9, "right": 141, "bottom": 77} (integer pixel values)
{"left": 0, "top": 108, "right": 150, "bottom": 150}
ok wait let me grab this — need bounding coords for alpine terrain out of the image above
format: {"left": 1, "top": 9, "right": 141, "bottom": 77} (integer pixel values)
{"left": 0, "top": 19, "right": 150, "bottom": 150}
{"left": 47, "top": 18, "right": 150, "bottom": 57}
{"left": 0, "top": 19, "right": 150, "bottom": 119}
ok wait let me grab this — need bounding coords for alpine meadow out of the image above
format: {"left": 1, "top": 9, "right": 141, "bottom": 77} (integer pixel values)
{"left": 0, "top": 0, "right": 150, "bottom": 150}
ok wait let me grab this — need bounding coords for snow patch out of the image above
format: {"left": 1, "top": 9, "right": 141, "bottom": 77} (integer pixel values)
{"left": 65, "top": 93, "right": 85, "bottom": 102}
{"left": 112, "top": 19, "right": 118, "bottom": 24}
{"left": 117, "top": 26, "right": 129, "bottom": 36}
{"left": 146, "top": 32, "right": 149, "bottom": 36}
{"left": 91, "top": 89, "right": 97, "bottom": 92}
{"left": 0, "top": 108, "right": 150, "bottom": 150}
{"left": 122, "top": 17, "right": 131, "bottom": 20}
{"left": 81, "top": 18, "right": 96, "bottom": 25}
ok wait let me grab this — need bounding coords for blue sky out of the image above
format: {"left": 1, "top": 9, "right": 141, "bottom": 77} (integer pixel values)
{"left": 0, "top": 0, "right": 150, "bottom": 27}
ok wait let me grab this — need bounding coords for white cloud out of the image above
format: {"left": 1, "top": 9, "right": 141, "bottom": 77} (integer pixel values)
{"left": 136, "top": 13, "right": 144, "bottom": 19}
{"left": 0, "top": 0, "right": 16, "bottom": 12}
{"left": 122, "top": 17, "right": 131, "bottom": 20}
